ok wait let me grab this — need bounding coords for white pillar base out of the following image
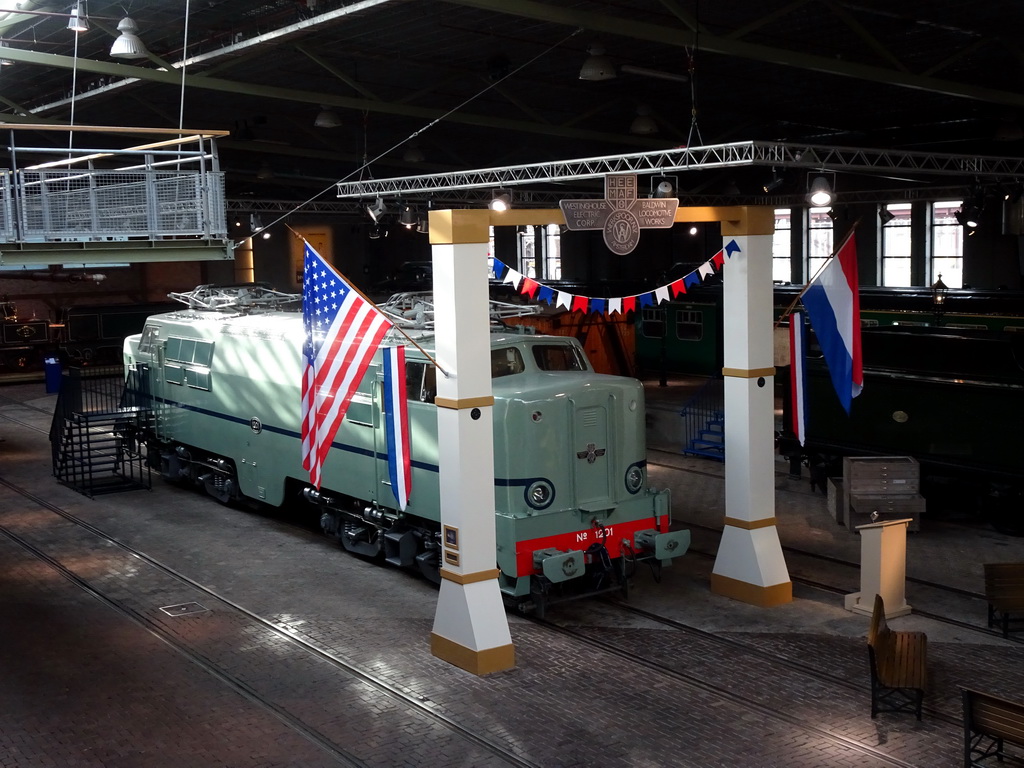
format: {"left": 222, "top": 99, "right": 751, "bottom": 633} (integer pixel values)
{"left": 431, "top": 576, "right": 515, "bottom": 675}
{"left": 711, "top": 523, "right": 792, "bottom": 607}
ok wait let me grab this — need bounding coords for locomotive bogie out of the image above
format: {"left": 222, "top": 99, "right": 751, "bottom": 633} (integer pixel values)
{"left": 123, "top": 305, "right": 689, "bottom": 606}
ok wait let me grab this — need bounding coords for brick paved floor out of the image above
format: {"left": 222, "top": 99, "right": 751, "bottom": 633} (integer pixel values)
{"left": 1, "top": 382, "right": 1023, "bottom": 767}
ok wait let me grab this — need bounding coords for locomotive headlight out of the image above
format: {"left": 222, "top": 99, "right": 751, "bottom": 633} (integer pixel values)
{"left": 525, "top": 479, "right": 554, "bottom": 510}
{"left": 624, "top": 464, "right": 644, "bottom": 494}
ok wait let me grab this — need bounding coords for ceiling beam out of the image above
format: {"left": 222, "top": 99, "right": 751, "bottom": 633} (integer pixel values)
{"left": 2, "top": 48, "right": 666, "bottom": 150}
{"left": 440, "top": 0, "right": 1024, "bottom": 108}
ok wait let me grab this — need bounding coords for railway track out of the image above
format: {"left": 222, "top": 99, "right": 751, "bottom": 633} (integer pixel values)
{"left": 532, "top": 612, "right": 935, "bottom": 768}
{"left": 0, "top": 472, "right": 541, "bottom": 768}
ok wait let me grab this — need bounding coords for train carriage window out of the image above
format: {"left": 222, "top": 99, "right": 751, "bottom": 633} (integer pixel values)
{"left": 675, "top": 310, "right": 703, "bottom": 341}
{"left": 532, "top": 344, "right": 586, "bottom": 371}
{"left": 491, "top": 347, "right": 525, "bottom": 377}
{"left": 641, "top": 307, "right": 665, "bottom": 338}
{"left": 405, "top": 361, "right": 436, "bottom": 403}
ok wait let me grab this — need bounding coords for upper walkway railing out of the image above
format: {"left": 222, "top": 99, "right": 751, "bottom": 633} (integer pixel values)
{"left": 0, "top": 125, "right": 228, "bottom": 244}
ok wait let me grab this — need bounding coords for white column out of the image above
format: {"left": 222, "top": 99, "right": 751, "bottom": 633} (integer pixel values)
{"left": 710, "top": 224, "right": 792, "bottom": 606}
{"left": 429, "top": 209, "right": 515, "bottom": 675}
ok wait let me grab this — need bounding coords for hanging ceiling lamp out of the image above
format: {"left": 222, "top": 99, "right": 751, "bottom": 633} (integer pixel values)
{"left": 314, "top": 106, "right": 342, "bottom": 128}
{"left": 579, "top": 44, "right": 615, "bottom": 81}
{"left": 68, "top": 2, "right": 88, "bottom": 33}
{"left": 110, "top": 17, "right": 149, "bottom": 59}
{"left": 629, "top": 105, "right": 657, "bottom": 135}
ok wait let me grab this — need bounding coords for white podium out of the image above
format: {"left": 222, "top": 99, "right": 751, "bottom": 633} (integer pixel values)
{"left": 844, "top": 518, "right": 912, "bottom": 618}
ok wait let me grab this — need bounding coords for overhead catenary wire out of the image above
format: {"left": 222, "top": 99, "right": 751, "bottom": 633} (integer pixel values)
{"left": 236, "top": 26, "right": 585, "bottom": 247}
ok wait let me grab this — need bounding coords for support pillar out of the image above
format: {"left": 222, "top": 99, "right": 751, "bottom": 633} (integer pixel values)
{"left": 234, "top": 236, "right": 254, "bottom": 283}
{"left": 710, "top": 212, "right": 793, "bottom": 607}
{"left": 428, "top": 209, "right": 515, "bottom": 675}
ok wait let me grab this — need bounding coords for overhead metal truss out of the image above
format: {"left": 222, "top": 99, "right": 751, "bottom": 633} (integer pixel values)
{"left": 336, "top": 141, "right": 1024, "bottom": 199}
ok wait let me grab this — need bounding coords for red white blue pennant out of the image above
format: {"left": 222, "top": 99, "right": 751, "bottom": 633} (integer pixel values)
{"left": 493, "top": 239, "right": 741, "bottom": 315}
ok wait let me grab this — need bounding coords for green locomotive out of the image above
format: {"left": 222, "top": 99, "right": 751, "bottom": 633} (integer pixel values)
{"left": 122, "top": 286, "right": 689, "bottom": 611}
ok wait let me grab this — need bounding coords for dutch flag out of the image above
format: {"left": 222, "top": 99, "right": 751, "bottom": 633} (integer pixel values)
{"left": 790, "top": 311, "right": 808, "bottom": 446}
{"left": 382, "top": 345, "right": 412, "bottom": 510}
{"left": 800, "top": 231, "right": 863, "bottom": 414}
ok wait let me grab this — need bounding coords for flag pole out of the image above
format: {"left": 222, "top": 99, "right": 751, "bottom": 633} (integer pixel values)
{"left": 289, "top": 227, "right": 451, "bottom": 378}
{"left": 774, "top": 217, "right": 861, "bottom": 328}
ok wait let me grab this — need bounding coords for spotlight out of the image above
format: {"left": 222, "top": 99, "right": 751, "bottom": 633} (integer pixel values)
{"left": 366, "top": 197, "right": 387, "bottom": 222}
{"left": 490, "top": 190, "right": 512, "bottom": 211}
{"left": 808, "top": 175, "right": 834, "bottom": 207}
{"left": 763, "top": 171, "right": 784, "bottom": 194}
{"left": 399, "top": 204, "right": 416, "bottom": 229}
{"left": 652, "top": 176, "right": 676, "bottom": 198}
{"left": 955, "top": 207, "right": 980, "bottom": 228}
{"left": 879, "top": 207, "right": 896, "bottom": 226}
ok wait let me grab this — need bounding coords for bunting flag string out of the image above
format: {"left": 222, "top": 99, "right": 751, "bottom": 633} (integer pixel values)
{"left": 491, "top": 239, "right": 741, "bottom": 316}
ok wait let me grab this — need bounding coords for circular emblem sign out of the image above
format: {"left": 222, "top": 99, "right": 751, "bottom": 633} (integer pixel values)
{"left": 250, "top": 417, "right": 263, "bottom": 434}
{"left": 603, "top": 209, "right": 640, "bottom": 255}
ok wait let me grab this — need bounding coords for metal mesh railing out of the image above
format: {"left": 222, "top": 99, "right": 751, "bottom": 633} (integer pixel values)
{"left": 0, "top": 170, "right": 13, "bottom": 240}
{"left": 12, "top": 169, "right": 226, "bottom": 242}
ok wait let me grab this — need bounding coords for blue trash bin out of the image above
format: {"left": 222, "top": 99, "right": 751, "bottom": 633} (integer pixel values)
{"left": 44, "top": 357, "right": 62, "bottom": 394}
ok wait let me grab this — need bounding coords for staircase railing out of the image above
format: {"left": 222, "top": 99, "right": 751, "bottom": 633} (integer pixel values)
{"left": 679, "top": 375, "right": 725, "bottom": 461}
{"left": 49, "top": 365, "right": 151, "bottom": 497}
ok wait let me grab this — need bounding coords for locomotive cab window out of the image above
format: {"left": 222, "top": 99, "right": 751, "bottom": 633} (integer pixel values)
{"left": 532, "top": 344, "right": 586, "bottom": 372}
{"left": 406, "top": 361, "right": 436, "bottom": 403}
{"left": 138, "top": 325, "right": 159, "bottom": 354}
{"left": 491, "top": 347, "right": 525, "bottom": 378}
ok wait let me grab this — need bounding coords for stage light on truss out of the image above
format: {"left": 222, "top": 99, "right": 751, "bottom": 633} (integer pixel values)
{"left": 807, "top": 174, "right": 834, "bottom": 207}
{"left": 366, "top": 197, "right": 387, "bottom": 222}
{"left": 490, "top": 190, "right": 512, "bottom": 211}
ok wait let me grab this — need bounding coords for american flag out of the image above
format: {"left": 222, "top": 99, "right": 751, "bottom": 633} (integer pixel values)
{"left": 301, "top": 242, "right": 392, "bottom": 488}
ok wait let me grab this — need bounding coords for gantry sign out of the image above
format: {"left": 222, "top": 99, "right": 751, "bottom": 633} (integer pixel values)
{"left": 559, "top": 174, "right": 678, "bottom": 255}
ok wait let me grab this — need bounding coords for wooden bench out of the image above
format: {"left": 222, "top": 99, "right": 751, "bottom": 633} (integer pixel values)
{"left": 984, "top": 563, "right": 1024, "bottom": 638}
{"left": 963, "top": 687, "right": 1024, "bottom": 767}
{"left": 867, "top": 593, "right": 927, "bottom": 719}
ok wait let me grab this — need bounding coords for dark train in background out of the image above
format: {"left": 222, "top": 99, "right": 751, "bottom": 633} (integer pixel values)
{"left": 0, "top": 299, "right": 177, "bottom": 375}
{"left": 634, "top": 285, "right": 1024, "bottom": 534}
